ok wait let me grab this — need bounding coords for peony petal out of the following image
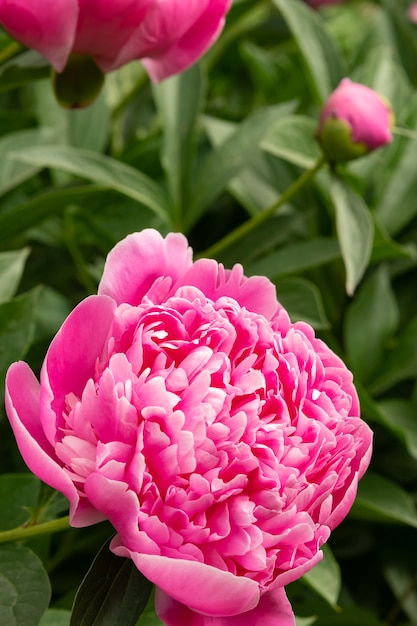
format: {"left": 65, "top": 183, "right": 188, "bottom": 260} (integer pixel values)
{"left": 114, "top": 550, "right": 259, "bottom": 616}
{"left": 73, "top": 0, "right": 154, "bottom": 72}
{"left": 40, "top": 295, "right": 116, "bottom": 445}
{"left": 0, "top": 0, "right": 78, "bottom": 72}
{"left": 139, "top": 0, "right": 232, "bottom": 82}
{"left": 155, "top": 586, "right": 295, "bottom": 626}
{"left": 98, "top": 230, "right": 193, "bottom": 306}
{"left": 5, "top": 362, "right": 102, "bottom": 526}
{"left": 176, "top": 259, "right": 281, "bottom": 319}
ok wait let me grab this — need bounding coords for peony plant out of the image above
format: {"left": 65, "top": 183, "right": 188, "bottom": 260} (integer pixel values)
{"left": 5, "top": 229, "right": 373, "bottom": 625}
{"left": 0, "top": 0, "right": 231, "bottom": 81}
{"left": 316, "top": 78, "right": 394, "bottom": 162}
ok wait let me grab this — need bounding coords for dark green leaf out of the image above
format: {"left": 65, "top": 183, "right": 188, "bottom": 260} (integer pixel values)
{"left": 0, "top": 249, "right": 30, "bottom": 304}
{"left": 302, "top": 545, "right": 340, "bottom": 608}
{"left": 276, "top": 277, "right": 330, "bottom": 329}
{"left": 0, "top": 543, "right": 50, "bottom": 626}
{"left": 376, "top": 399, "right": 417, "bottom": 461}
{"left": 39, "top": 610, "right": 71, "bottom": 626}
{"left": 0, "top": 474, "right": 41, "bottom": 531}
{"left": 70, "top": 538, "right": 153, "bottom": 626}
{"left": 260, "top": 115, "right": 321, "bottom": 168}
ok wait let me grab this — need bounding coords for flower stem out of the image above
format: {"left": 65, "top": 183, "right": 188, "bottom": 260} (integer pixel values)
{"left": 199, "top": 154, "right": 326, "bottom": 260}
{"left": 0, "top": 516, "right": 70, "bottom": 544}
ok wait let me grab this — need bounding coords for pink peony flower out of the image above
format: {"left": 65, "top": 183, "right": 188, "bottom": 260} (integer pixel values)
{"left": 317, "top": 78, "right": 394, "bottom": 162}
{"left": 5, "top": 229, "right": 372, "bottom": 625}
{"left": 0, "top": 0, "right": 231, "bottom": 82}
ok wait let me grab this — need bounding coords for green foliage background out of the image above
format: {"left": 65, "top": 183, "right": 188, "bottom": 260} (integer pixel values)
{"left": 1, "top": 0, "right": 417, "bottom": 624}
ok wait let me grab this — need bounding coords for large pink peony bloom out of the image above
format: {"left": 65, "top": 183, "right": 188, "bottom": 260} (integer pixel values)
{"left": 6, "top": 229, "right": 372, "bottom": 625}
{"left": 0, "top": 0, "right": 231, "bottom": 81}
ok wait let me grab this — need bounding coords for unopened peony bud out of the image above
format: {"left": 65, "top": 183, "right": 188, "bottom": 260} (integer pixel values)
{"left": 317, "top": 78, "right": 394, "bottom": 163}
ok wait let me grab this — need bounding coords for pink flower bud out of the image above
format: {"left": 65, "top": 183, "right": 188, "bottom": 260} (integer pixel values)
{"left": 408, "top": 2, "right": 417, "bottom": 23}
{"left": 317, "top": 78, "right": 394, "bottom": 163}
{"left": 0, "top": 0, "right": 231, "bottom": 82}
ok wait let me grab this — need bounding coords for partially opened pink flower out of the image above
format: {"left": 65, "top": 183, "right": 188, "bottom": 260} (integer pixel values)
{"left": 6, "top": 229, "right": 372, "bottom": 625}
{"left": 0, "top": 0, "right": 231, "bottom": 82}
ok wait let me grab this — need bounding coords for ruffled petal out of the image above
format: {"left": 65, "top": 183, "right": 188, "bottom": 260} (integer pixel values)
{"left": 0, "top": 0, "right": 78, "bottom": 72}
{"left": 98, "top": 229, "right": 193, "bottom": 305}
{"left": 155, "top": 586, "right": 295, "bottom": 626}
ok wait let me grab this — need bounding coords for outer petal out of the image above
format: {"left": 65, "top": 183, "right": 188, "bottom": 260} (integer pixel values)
{"left": 176, "top": 259, "right": 281, "bottom": 320}
{"left": 118, "top": 552, "right": 260, "bottom": 616}
{"left": 0, "top": 0, "right": 78, "bottom": 72}
{"left": 4, "top": 362, "right": 101, "bottom": 526}
{"left": 155, "top": 586, "right": 295, "bottom": 626}
{"left": 122, "top": 0, "right": 231, "bottom": 81}
{"left": 98, "top": 230, "right": 193, "bottom": 305}
{"left": 73, "top": 0, "right": 154, "bottom": 72}
{"left": 40, "top": 295, "right": 117, "bottom": 446}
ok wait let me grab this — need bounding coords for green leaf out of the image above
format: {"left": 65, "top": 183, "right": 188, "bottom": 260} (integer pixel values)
{"left": 0, "top": 127, "right": 59, "bottom": 196}
{"left": 376, "top": 399, "right": 417, "bottom": 461}
{"left": 39, "top": 610, "right": 71, "bottom": 626}
{"left": 0, "top": 185, "right": 108, "bottom": 243}
{"left": 260, "top": 115, "right": 321, "bottom": 168}
{"left": 0, "top": 249, "right": 30, "bottom": 304}
{"left": 369, "top": 315, "right": 417, "bottom": 395}
{"left": 344, "top": 265, "right": 399, "bottom": 383}
{"left": 271, "top": 0, "right": 345, "bottom": 102}
{"left": 311, "top": 604, "right": 387, "bottom": 626}
{"left": 0, "top": 50, "right": 49, "bottom": 92}
{"left": 302, "top": 545, "right": 341, "bottom": 608}
{"left": 187, "top": 104, "right": 293, "bottom": 228}
{"left": 276, "top": 277, "right": 330, "bottom": 329}
{"left": 247, "top": 238, "right": 340, "bottom": 281}
{"left": 70, "top": 538, "right": 153, "bottom": 626}
{"left": 0, "top": 543, "right": 51, "bottom": 626}
{"left": 153, "top": 63, "right": 203, "bottom": 224}
{"left": 330, "top": 176, "right": 374, "bottom": 295}
{"left": 351, "top": 472, "right": 417, "bottom": 528}
{"left": 9, "top": 146, "right": 170, "bottom": 222}
{"left": 0, "top": 474, "right": 41, "bottom": 531}
{"left": 0, "top": 288, "right": 40, "bottom": 393}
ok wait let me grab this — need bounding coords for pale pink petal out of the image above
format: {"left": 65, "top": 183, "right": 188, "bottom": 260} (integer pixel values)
{"left": 98, "top": 229, "right": 193, "bottom": 305}
{"left": 5, "top": 362, "right": 102, "bottom": 526}
{"left": 155, "top": 586, "right": 295, "bottom": 626}
{"left": 40, "top": 295, "right": 116, "bottom": 445}
{"left": 0, "top": 0, "right": 78, "bottom": 72}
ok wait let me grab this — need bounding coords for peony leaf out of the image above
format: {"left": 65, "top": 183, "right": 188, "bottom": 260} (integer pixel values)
{"left": 330, "top": 175, "right": 374, "bottom": 295}
{"left": 271, "top": 0, "right": 346, "bottom": 102}
{"left": 275, "top": 277, "right": 330, "bottom": 329}
{"left": 344, "top": 265, "right": 399, "bottom": 384}
{"left": 0, "top": 543, "right": 51, "bottom": 626}
{"left": 0, "top": 248, "right": 30, "bottom": 304}
{"left": 70, "top": 538, "right": 153, "bottom": 626}
{"left": 39, "top": 610, "right": 71, "bottom": 626}
{"left": 0, "top": 474, "right": 40, "bottom": 531}
{"left": 375, "top": 399, "right": 417, "bottom": 461}
{"left": 302, "top": 545, "right": 341, "bottom": 608}
{"left": 9, "top": 146, "right": 170, "bottom": 222}
{"left": 260, "top": 115, "right": 321, "bottom": 169}
{"left": 351, "top": 472, "right": 417, "bottom": 528}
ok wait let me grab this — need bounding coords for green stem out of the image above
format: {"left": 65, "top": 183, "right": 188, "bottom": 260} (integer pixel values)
{"left": 200, "top": 154, "right": 326, "bottom": 259}
{"left": 0, "top": 516, "right": 70, "bottom": 544}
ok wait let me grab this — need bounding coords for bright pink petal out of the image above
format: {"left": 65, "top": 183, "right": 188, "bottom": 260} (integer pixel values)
{"left": 40, "top": 295, "right": 116, "bottom": 445}
{"left": 155, "top": 586, "right": 295, "bottom": 626}
{"left": 5, "top": 361, "right": 101, "bottom": 526}
{"left": 137, "top": 0, "right": 232, "bottom": 82}
{"left": 73, "top": 0, "right": 154, "bottom": 72}
{"left": 176, "top": 259, "right": 281, "bottom": 320}
{"left": 98, "top": 229, "right": 193, "bottom": 306}
{"left": 112, "top": 548, "right": 259, "bottom": 616}
{"left": 0, "top": 0, "right": 78, "bottom": 72}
